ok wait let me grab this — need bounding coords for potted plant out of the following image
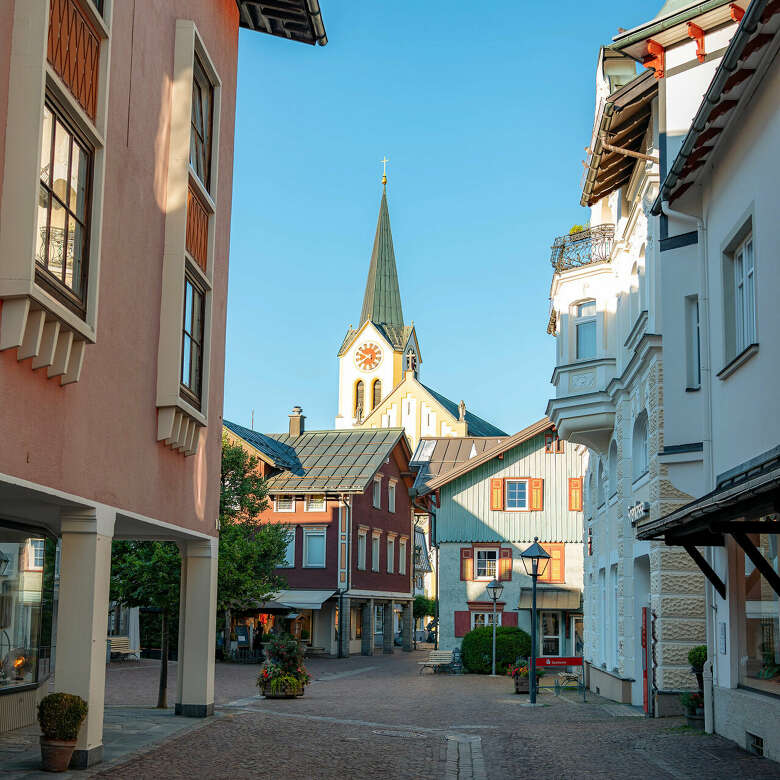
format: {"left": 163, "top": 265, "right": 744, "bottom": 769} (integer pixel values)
{"left": 680, "top": 691, "right": 704, "bottom": 729}
{"left": 37, "top": 692, "right": 88, "bottom": 772}
{"left": 507, "top": 661, "right": 544, "bottom": 694}
{"left": 688, "top": 645, "right": 707, "bottom": 692}
{"left": 257, "top": 634, "right": 311, "bottom": 699}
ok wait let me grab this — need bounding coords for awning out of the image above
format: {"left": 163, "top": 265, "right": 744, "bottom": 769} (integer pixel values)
{"left": 275, "top": 589, "right": 336, "bottom": 610}
{"left": 518, "top": 587, "right": 581, "bottom": 611}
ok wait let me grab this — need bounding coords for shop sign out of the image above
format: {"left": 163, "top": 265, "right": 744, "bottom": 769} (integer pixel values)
{"left": 629, "top": 501, "right": 650, "bottom": 525}
{"left": 535, "top": 656, "right": 583, "bottom": 667}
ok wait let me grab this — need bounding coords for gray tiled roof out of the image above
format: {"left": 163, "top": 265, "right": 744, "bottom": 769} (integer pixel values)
{"left": 337, "top": 323, "right": 414, "bottom": 357}
{"left": 419, "top": 384, "right": 508, "bottom": 438}
{"left": 224, "top": 421, "right": 406, "bottom": 494}
{"left": 411, "top": 436, "right": 506, "bottom": 495}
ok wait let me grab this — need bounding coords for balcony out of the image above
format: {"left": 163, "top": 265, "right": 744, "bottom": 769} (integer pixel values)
{"left": 549, "top": 224, "right": 614, "bottom": 274}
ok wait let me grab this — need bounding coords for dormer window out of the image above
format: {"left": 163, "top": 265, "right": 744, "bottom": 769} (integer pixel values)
{"left": 575, "top": 300, "right": 597, "bottom": 360}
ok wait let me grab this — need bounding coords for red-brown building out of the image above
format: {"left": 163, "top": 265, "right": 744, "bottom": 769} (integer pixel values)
{"left": 224, "top": 409, "right": 415, "bottom": 657}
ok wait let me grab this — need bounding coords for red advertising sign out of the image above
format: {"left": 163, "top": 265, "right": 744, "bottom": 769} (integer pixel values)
{"left": 535, "top": 656, "right": 583, "bottom": 667}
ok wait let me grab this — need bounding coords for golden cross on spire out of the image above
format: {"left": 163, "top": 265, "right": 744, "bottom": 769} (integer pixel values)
{"left": 380, "top": 156, "right": 389, "bottom": 186}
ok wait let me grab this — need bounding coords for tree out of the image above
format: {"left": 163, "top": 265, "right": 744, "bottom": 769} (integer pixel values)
{"left": 413, "top": 596, "right": 436, "bottom": 648}
{"left": 110, "top": 541, "right": 181, "bottom": 708}
{"left": 218, "top": 433, "right": 291, "bottom": 654}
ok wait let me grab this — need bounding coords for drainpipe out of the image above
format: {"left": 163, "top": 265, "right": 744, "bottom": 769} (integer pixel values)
{"left": 661, "top": 200, "right": 716, "bottom": 731}
{"left": 337, "top": 493, "right": 352, "bottom": 659}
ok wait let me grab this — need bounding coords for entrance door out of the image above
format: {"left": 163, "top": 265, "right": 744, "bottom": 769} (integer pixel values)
{"left": 571, "top": 615, "right": 584, "bottom": 657}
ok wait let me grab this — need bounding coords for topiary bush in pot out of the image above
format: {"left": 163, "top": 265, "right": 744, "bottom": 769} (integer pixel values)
{"left": 688, "top": 645, "right": 707, "bottom": 691}
{"left": 38, "top": 692, "right": 88, "bottom": 772}
{"left": 461, "top": 626, "right": 532, "bottom": 675}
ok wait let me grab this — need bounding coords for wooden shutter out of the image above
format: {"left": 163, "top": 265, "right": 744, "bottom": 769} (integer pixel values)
{"left": 454, "top": 611, "right": 471, "bottom": 637}
{"left": 543, "top": 543, "right": 564, "bottom": 584}
{"left": 530, "top": 478, "right": 544, "bottom": 511}
{"left": 568, "top": 477, "right": 583, "bottom": 512}
{"left": 460, "top": 547, "right": 474, "bottom": 581}
{"left": 502, "top": 611, "right": 518, "bottom": 627}
{"left": 490, "top": 478, "right": 504, "bottom": 510}
{"left": 498, "top": 548, "right": 512, "bottom": 581}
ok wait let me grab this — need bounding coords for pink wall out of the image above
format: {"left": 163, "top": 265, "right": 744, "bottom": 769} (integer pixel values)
{"left": 0, "top": 0, "right": 14, "bottom": 221}
{"left": 0, "top": 1, "right": 239, "bottom": 537}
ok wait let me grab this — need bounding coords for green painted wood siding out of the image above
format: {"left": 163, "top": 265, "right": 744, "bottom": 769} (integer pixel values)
{"left": 437, "top": 433, "right": 584, "bottom": 543}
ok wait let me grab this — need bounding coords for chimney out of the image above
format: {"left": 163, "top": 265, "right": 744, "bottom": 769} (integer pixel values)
{"left": 288, "top": 406, "right": 305, "bottom": 437}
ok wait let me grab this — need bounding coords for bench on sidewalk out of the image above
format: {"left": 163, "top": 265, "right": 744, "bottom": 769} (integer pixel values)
{"left": 418, "top": 650, "right": 453, "bottom": 674}
{"left": 304, "top": 646, "right": 327, "bottom": 658}
{"left": 108, "top": 635, "right": 139, "bottom": 661}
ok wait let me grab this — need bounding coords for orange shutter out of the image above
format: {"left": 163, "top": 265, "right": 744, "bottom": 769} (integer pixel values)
{"left": 498, "top": 548, "right": 513, "bottom": 581}
{"left": 490, "top": 478, "right": 504, "bottom": 510}
{"left": 546, "top": 544, "right": 564, "bottom": 583}
{"left": 530, "top": 478, "right": 544, "bottom": 511}
{"left": 568, "top": 477, "right": 583, "bottom": 512}
{"left": 460, "top": 548, "right": 474, "bottom": 581}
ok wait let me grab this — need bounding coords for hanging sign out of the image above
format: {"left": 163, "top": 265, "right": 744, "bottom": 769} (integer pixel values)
{"left": 628, "top": 501, "right": 650, "bottom": 525}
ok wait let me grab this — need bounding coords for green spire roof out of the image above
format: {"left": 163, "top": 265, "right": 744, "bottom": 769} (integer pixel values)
{"left": 360, "top": 187, "right": 404, "bottom": 328}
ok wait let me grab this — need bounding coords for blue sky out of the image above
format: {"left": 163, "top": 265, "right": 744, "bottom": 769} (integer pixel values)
{"left": 225, "top": 0, "right": 653, "bottom": 434}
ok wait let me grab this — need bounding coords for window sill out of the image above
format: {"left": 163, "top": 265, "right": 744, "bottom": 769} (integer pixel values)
{"left": 302, "top": 564, "right": 326, "bottom": 569}
{"left": 717, "top": 343, "right": 759, "bottom": 380}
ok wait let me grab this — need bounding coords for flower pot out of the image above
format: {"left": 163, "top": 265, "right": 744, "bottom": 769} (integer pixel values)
{"left": 261, "top": 680, "right": 303, "bottom": 699}
{"left": 514, "top": 676, "right": 529, "bottom": 694}
{"left": 40, "top": 737, "right": 77, "bottom": 772}
{"left": 685, "top": 711, "right": 704, "bottom": 729}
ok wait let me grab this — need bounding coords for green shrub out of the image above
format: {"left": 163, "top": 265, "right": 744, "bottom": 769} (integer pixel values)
{"left": 688, "top": 645, "right": 707, "bottom": 672}
{"left": 461, "top": 626, "right": 531, "bottom": 675}
{"left": 38, "top": 693, "right": 88, "bottom": 741}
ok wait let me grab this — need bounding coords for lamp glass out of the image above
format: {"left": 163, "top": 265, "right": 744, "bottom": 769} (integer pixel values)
{"left": 486, "top": 578, "right": 503, "bottom": 602}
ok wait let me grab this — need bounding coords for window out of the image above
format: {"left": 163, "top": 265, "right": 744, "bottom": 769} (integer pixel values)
{"left": 180, "top": 273, "right": 206, "bottom": 407}
{"left": 544, "top": 432, "right": 564, "bottom": 454}
{"left": 190, "top": 53, "right": 214, "bottom": 191}
{"left": 541, "top": 612, "right": 560, "bottom": 656}
{"left": 733, "top": 234, "right": 756, "bottom": 354}
{"left": 472, "top": 611, "right": 501, "bottom": 629}
{"left": 685, "top": 295, "right": 701, "bottom": 389}
{"left": 305, "top": 495, "right": 326, "bottom": 512}
{"left": 387, "top": 537, "right": 395, "bottom": 574}
{"left": 373, "top": 477, "right": 382, "bottom": 509}
{"left": 388, "top": 481, "right": 396, "bottom": 513}
{"left": 475, "top": 548, "right": 498, "bottom": 580}
{"left": 303, "top": 527, "right": 326, "bottom": 568}
{"left": 505, "top": 479, "right": 529, "bottom": 511}
{"left": 35, "top": 99, "right": 92, "bottom": 312}
{"left": 575, "top": 300, "right": 597, "bottom": 360}
{"left": 406, "top": 351, "right": 417, "bottom": 371}
{"left": 597, "top": 461, "right": 606, "bottom": 506}
{"left": 608, "top": 440, "right": 618, "bottom": 497}
{"left": 372, "top": 532, "right": 381, "bottom": 571}
{"left": 372, "top": 379, "right": 382, "bottom": 410}
{"left": 357, "top": 529, "right": 367, "bottom": 570}
{"left": 274, "top": 496, "right": 294, "bottom": 513}
{"left": 399, "top": 538, "right": 407, "bottom": 575}
{"left": 632, "top": 412, "right": 648, "bottom": 480}
{"left": 281, "top": 530, "right": 296, "bottom": 568}
{"left": 30, "top": 539, "right": 46, "bottom": 569}
{"left": 355, "top": 381, "right": 365, "bottom": 420}
{"left": 375, "top": 604, "right": 384, "bottom": 633}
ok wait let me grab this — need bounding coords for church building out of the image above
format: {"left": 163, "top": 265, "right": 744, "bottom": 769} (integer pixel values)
{"left": 335, "top": 174, "right": 506, "bottom": 449}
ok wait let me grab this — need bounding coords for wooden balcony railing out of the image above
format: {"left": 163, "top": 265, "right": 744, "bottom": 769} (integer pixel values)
{"left": 186, "top": 184, "right": 209, "bottom": 273}
{"left": 549, "top": 224, "right": 615, "bottom": 274}
{"left": 47, "top": 0, "right": 101, "bottom": 120}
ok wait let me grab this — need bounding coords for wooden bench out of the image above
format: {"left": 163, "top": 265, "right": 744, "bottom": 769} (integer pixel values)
{"left": 109, "top": 635, "right": 139, "bottom": 661}
{"left": 418, "top": 650, "right": 454, "bottom": 674}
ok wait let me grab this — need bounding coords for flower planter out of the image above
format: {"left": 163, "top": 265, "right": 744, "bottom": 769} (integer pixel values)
{"left": 40, "top": 737, "right": 77, "bottom": 772}
{"left": 685, "top": 708, "right": 704, "bottom": 729}
{"left": 261, "top": 680, "right": 304, "bottom": 699}
{"left": 514, "top": 676, "right": 529, "bottom": 694}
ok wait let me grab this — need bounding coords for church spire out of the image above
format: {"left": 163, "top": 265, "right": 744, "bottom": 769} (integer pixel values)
{"left": 359, "top": 174, "right": 404, "bottom": 328}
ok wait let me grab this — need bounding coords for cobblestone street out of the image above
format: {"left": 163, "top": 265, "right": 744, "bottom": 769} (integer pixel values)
{"left": 90, "top": 651, "right": 779, "bottom": 779}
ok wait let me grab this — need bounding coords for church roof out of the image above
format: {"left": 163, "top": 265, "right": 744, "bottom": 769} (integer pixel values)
{"left": 419, "top": 383, "right": 508, "bottom": 438}
{"left": 360, "top": 187, "right": 404, "bottom": 329}
{"left": 337, "top": 322, "right": 414, "bottom": 357}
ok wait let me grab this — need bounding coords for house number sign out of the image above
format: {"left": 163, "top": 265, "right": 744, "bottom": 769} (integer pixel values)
{"left": 628, "top": 501, "right": 650, "bottom": 525}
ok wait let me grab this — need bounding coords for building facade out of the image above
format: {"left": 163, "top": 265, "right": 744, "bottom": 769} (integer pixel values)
{"left": 0, "top": 0, "right": 326, "bottom": 765}
{"left": 224, "top": 412, "right": 415, "bottom": 657}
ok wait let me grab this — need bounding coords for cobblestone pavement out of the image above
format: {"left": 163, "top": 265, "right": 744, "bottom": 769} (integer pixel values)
{"left": 91, "top": 650, "right": 780, "bottom": 780}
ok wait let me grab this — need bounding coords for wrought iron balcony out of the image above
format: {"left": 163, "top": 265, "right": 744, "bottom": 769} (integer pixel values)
{"left": 549, "top": 224, "right": 615, "bottom": 274}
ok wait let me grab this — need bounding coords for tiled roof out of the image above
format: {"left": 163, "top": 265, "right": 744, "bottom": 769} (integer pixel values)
{"left": 411, "top": 436, "right": 506, "bottom": 495}
{"left": 338, "top": 323, "right": 414, "bottom": 357}
{"left": 419, "top": 384, "right": 508, "bottom": 438}
{"left": 224, "top": 421, "right": 406, "bottom": 494}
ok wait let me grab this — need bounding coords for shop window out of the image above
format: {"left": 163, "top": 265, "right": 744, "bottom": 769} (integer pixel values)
{"left": 302, "top": 527, "right": 326, "bottom": 568}
{"left": 541, "top": 612, "right": 560, "bottom": 656}
{"left": 475, "top": 548, "right": 498, "bottom": 580}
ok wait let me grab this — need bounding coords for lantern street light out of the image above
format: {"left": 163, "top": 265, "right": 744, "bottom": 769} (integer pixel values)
{"left": 520, "top": 537, "right": 550, "bottom": 704}
{"left": 486, "top": 578, "right": 504, "bottom": 676}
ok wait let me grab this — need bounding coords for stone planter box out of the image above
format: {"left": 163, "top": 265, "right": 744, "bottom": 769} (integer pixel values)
{"left": 260, "top": 680, "right": 304, "bottom": 699}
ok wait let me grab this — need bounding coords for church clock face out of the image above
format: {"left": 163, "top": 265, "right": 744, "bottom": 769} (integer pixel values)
{"left": 355, "top": 342, "right": 383, "bottom": 371}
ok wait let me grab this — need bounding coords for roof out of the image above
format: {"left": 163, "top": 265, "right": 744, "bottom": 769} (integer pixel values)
{"left": 236, "top": 0, "right": 327, "bottom": 46}
{"left": 414, "top": 528, "right": 433, "bottom": 572}
{"left": 411, "top": 436, "right": 506, "bottom": 495}
{"left": 338, "top": 322, "right": 415, "bottom": 357}
{"left": 652, "top": 0, "right": 780, "bottom": 212}
{"left": 223, "top": 421, "right": 409, "bottom": 494}
{"left": 419, "top": 384, "right": 508, "bottom": 438}
{"left": 581, "top": 70, "right": 657, "bottom": 207}
{"left": 418, "top": 418, "right": 554, "bottom": 495}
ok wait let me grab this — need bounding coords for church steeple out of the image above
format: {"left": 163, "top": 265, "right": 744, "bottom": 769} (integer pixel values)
{"left": 359, "top": 181, "right": 404, "bottom": 328}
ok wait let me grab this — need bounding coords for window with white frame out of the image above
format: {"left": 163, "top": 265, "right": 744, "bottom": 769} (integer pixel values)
{"left": 575, "top": 300, "right": 597, "bottom": 360}
{"left": 632, "top": 412, "right": 648, "bottom": 480}
{"left": 505, "top": 479, "right": 529, "bottom": 511}
{"left": 472, "top": 611, "right": 501, "bottom": 629}
{"left": 388, "top": 480, "right": 396, "bottom": 513}
{"left": 305, "top": 494, "right": 326, "bottom": 512}
{"left": 607, "top": 440, "right": 618, "bottom": 497}
{"left": 274, "top": 495, "right": 294, "bottom": 513}
{"left": 387, "top": 536, "right": 395, "bottom": 574}
{"left": 357, "top": 528, "right": 367, "bottom": 570}
{"left": 685, "top": 295, "right": 701, "bottom": 388}
{"left": 281, "top": 529, "right": 296, "bottom": 568}
{"left": 30, "top": 539, "right": 45, "bottom": 569}
{"left": 373, "top": 477, "right": 382, "bottom": 509}
{"left": 733, "top": 233, "right": 755, "bottom": 355}
{"left": 475, "top": 548, "right": 498, "bottom": 580}
{"left": 541, "top": 612, "right": 560, "bottom": 656}
{"left": 372, "top": 532, "right": 381, "bottom": 571}
{"left": 399, "top": 538, "right": 407, "bottom": 575}
{"left": 303, "top": 527, "right": 326, "bottom": 568}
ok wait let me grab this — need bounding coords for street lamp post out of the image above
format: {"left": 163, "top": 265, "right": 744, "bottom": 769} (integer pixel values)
{"left": 486, "top": 578, "right": 504, "bottom": 676}
{"left": 520, "top": 537, "right": 550, "bottom": 704}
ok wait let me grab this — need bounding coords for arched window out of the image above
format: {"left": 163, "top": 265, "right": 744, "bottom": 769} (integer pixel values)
{"left": 608, "top": 440, "right": 618, "bottom": 497}
{"left": 597, "top": 461, "right": 606, "bottom": 506}
{"left": 589, "top": 470, "right": 596, "bottom": 506}
{"left": 354, "top": 380, "right": 364, "bottom": 420}
{"left": 372, "top": 379, "right": 382, "bottom": 410}
{"left": 632, "top": 412, "right": 648, "bottom": 480}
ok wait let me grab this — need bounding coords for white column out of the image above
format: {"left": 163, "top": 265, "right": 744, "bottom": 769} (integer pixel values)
{"left": 176, "top": 537, "right": 218, "bottom": 716}
{"left": 55, "top": 507, "right": 115, "bottom": 768}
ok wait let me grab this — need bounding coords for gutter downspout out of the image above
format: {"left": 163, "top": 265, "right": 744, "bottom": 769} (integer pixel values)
{"left": 661, "top": 200, "right": 716, "bottom": 733}
{"left": 337, "top": 493, "right": 352, "bottom": 659}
